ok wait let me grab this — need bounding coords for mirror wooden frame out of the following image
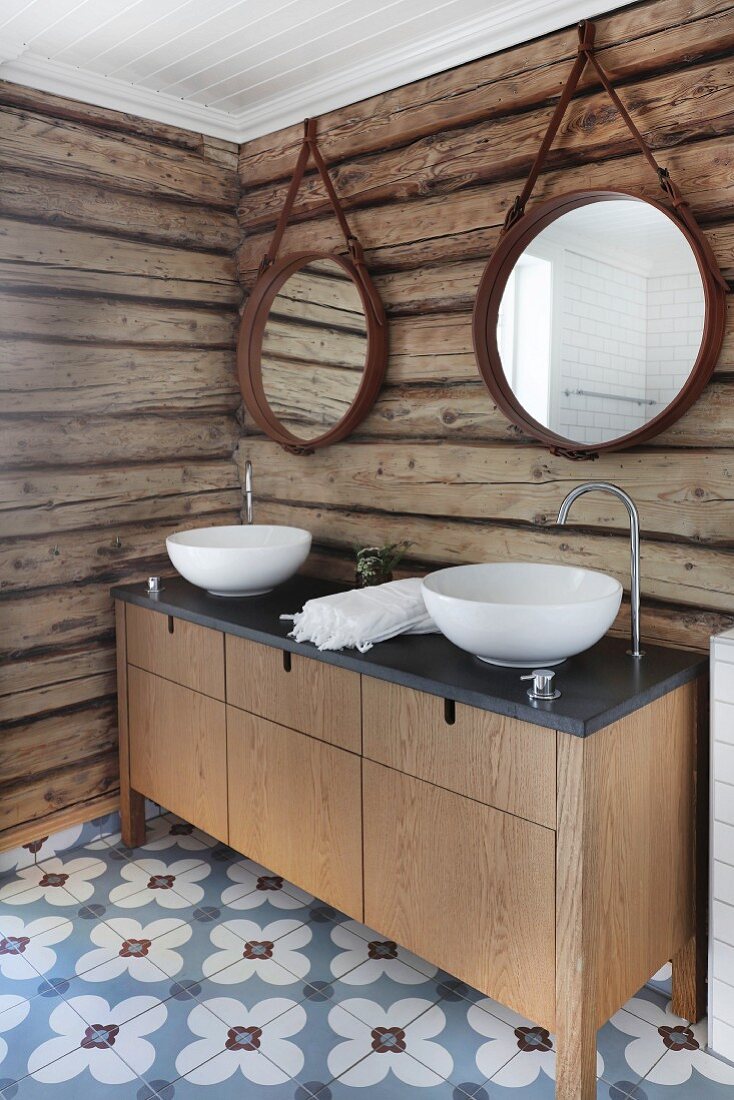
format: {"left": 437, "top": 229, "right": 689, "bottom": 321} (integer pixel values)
{"left": 237, "top": 118, "right": 388, "bottom": 454}
{"left": 473, "top": 188, "right": 727, "bottom": 458}
{"left": 238, "top": 249, "right": 387, "bottom": 453}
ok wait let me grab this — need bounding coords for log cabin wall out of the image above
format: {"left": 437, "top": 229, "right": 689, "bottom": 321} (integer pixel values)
{"left": 236, "top": 0, "right": 734, "bottom": 653}
{"left": 0, "top": 84, "right": 242, "bottom": 851}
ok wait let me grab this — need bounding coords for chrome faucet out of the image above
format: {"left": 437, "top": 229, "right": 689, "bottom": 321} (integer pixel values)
{"left": 557, "top": 482, "right": 643, "bottom": 659}
{"left": 244, "top": 460, "right": 253, "bottom": 524}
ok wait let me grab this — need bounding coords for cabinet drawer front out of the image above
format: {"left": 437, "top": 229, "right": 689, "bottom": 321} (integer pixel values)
{"left": 226, "top": 636, "right": 360, "bottom": 752}
{"left": 126, "top": 604, "right": 224, "bottom": 700}
{"left": 227, "top": 708, "right": 363, "bottom": 919}
{"left": 362, "top": 679, "right": 555, "bottom": 828}
{"left": 128, "top": 668, "right": 227, "bottom": 842}
{"left": 363, "top": 761, "right": 555, "bottom": 1027}
{"left": 365, "top": 761, "right": 554, "bottom": 1025}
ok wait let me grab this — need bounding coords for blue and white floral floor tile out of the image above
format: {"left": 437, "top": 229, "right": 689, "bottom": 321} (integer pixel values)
{"left": 2, "top": 810, "right": 734, "bottom": 1099}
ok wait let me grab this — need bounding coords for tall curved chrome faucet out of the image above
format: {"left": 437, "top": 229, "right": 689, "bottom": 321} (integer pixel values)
{"left": 557, "top": 482, "right": 643, "bottom": 659}
{"left": 244, "top": 460, "right": 253, "bottom": 525}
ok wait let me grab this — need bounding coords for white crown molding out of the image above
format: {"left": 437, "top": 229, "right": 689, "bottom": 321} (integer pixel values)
{"left": 0, "top": 0, "right": 625, "bottom": 144}
{"left": 0, "top": 52, "right": 242, "bottom": 141}
{"left": 232, "top": 0, "right": 625, "bottom": 141}
{"left": 0, "top": 38, "right": 27, "bottom": 65}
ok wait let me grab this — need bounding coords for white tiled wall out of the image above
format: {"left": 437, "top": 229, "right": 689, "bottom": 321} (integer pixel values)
{"left": 710, "top": 633, "right": 734, "bottom": 1062}
{"left": 553, "top": 254, "right": 704, "bottom": 446}
{"left": 557, "top": 251, "right": 647, "bottom": 443}
{"left": 646, "top": 272, "right": 704, "bottom": 408}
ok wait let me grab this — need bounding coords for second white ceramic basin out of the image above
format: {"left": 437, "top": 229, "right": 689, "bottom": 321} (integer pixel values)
{"left": 166, "top": 524, "right": 311, "bottom": 597}
{"left": 422, "top": 562, "right": 622, "bottom": 666}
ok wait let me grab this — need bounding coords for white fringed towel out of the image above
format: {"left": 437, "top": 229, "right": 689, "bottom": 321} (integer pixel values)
{"left": 281, "top": 577, "right": 438, "bottom": 652}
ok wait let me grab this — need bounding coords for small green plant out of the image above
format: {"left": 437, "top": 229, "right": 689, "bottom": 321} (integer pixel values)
{"left": 355, "top": 541, "right": 413, "bottom": 587}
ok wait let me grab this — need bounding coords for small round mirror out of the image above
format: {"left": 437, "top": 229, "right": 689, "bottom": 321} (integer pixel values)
{"left": 261, "top": 258, "right": 368, "bottom": 441}
{"left": 474, "top": 191, "right": 726, "bottom": 455}
{"left": 238, "top": 252, "right": 386, "bottom": 451}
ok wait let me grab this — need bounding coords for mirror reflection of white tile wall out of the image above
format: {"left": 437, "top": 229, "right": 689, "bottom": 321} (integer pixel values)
{"left": 497, "top": 200, "right": 706, "bottom": 447}
{"left": 536, "top": 245, "right": 704, "bottom": 444}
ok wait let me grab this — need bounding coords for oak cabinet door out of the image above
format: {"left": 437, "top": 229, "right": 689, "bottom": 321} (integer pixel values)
{"left": 227, "top": 706, "right": 363, "bottom": 919}
{"left": 362, "top": 678, "right": 555, "bottom": 828}
{"left": 126, "top": 603, "right": 224, "bottom": 700}
{"left": 363, "top": 760, "right": 556, "bottom": 1028}
{"left": 128, "top": 667, "right": 228, "bottom": 842}
{"left": 225, "top": 635, "right": 360, "bottom": 752}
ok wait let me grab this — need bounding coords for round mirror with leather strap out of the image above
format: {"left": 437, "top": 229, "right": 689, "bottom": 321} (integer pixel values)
{"left": 237, "top": 120, "right": 387, "bottom": 454}
{"left": 472, "top": 20, "right": 728, "bottom": 459}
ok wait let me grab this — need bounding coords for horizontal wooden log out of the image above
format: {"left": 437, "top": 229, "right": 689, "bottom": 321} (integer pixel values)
{"left": 0, "top": 791, "right": 120, "bottom": 852}
{"left": 0, "top": 461, "right": 240, "bottom": 537}
{"left": 0, "top": 671, "right": 116, "bottom": 725}
{"left": 0, "top": 104, "right": 237, "bottom": 208}
{"left": 0, "top": 700, "right": 117, "bottom": 782}
{"left": 0, "top": 219, "right": 239, "bottom": 305}
{"left": 238, "top": 143, "right": 734, "bottom": 283}
{"left": 238, "top": 0, "right": 734, "bottom": 187}
{"left": 0, "top": 751, "right": 118, "bottom": 832}
{"left": 0, "top": 413, "right": 240, "bottom": 470}
{"left": 0, "top": 343, "right": 238, "bottom": 414}
{"left": 0, "top": 292, "right": 237, "bottom": 345}
{"left": 0, "top": 644, "right": 116, "bottom": 702}
{"left": 241, "top": 439, "right": 734, "bottom": 544}
{"left": 0, "top": 168, "right": 239, "bottom": 252}
{"left": 256, "top": 497, "right": 734, "bottom": 614}
{"left": 240, "top": 58, "right": 734, "bottom": 231}
{"left": 0, "top": 510, "right": 236, "bottom": 594}
{"left": 1, "top": 583, "right": 121, "bottom": 660}
{"left": 0, "top": 79, "right": 236, "bottom": 158}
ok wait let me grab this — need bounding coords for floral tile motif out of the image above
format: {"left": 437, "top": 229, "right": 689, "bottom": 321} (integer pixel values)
{"left": 1, "top": 809, "right": 733, "bottom": 1100}
{"left": 326, "top": 997, "right": 453, "bottom": 1087}
{"left": 0, "top": 860, "right": 104, "bottom": 912}
{"left": 221, "top": 857, "right": 314, "bottom": 912}
{"left": 329, "top": 918, "right": 438, "bottom": 986}
{"left": 615, "top": 997, "right": 734, "bottom": 1088}
{"left": 107, "top": 859, "right": 212, "bottom": 912}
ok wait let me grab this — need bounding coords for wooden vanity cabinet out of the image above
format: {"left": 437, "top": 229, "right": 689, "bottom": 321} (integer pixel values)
{"left": 118, "top": 600, "right": 364, "bottom": 916}
{"left": 128, "top": 667, "right": 228, "bottom": 843}
{"left": 363, "top": 760, "right": 556, "bottom": 1024}
{"left": 228, "top": 708, "right": 362, "bottom": 917}
{"left": 226, "top": 634, "right": 361, "bottom": 752}
{"left": 116, "top": 598, "right": 705, "bottom": 1100}
{"left": 362, "top": 677, "right": 555, "bottom": 828}
{"left": 126, "top": 601, "right": 225, "bottom": 700}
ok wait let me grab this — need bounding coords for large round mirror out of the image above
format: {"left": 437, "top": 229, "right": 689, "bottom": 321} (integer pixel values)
{"left": 474, "top": 191, "right": 726, "bottom": 455}
{"left": 238, "top": 251, "right": 387, "bottom": 451}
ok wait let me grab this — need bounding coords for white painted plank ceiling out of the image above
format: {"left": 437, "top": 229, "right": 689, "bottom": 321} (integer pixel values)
{"left": 0, "top": 0, "right": 625, "bottom": 141}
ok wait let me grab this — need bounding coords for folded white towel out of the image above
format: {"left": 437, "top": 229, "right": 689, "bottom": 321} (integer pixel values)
{"left": 281, "top": 577, "right": 438, "bottom": 652}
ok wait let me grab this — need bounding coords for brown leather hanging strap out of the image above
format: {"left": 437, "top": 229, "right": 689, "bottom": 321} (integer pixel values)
{"left": 260, "top": 118, "right": 385, "bottom": 321}
{"left": 503, "top": 19, "right": 728, "bottom": 288}
{"left": 260, "top": 120, "right": 313, "bottom": 273}
{"left": 503, "top": 20, "right": 595, "bottom": 232}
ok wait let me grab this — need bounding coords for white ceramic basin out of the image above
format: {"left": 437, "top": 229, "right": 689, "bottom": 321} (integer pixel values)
{"left": 166, "top": 524, "right": 311, "bottom": 597}
{"left": 422, "top": 562, "right": 622, "bottom": 666}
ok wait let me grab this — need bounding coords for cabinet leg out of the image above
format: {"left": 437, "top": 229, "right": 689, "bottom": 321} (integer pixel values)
{"left": 555, "top": 1013, "right": 597, "bottom": 1100}
{"left": 672, "top": 934, "right": 706, "bottom": 1023}
{"left": 116, "top": 600, "right": 146, "bottom": 850}
{"left": 120, "top": 787, "right": 146, "bottom": 849}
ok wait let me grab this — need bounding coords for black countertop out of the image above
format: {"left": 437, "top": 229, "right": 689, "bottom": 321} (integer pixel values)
{"left": 111, "top": 575, "right": 708, "bottom": 737}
